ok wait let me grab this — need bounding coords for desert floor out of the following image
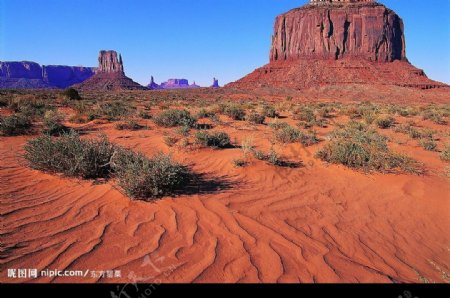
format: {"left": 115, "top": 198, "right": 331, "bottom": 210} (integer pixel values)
{"left": 1, "top": 87, "right": 449, "bottom": 283}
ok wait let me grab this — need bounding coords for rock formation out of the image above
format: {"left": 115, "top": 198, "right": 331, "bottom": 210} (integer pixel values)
{"left": 158, "top": 79, "right": 200, "bottom": 89}
{"left": 147, "top": 76, "right": 162, "bottom": 90}
{"left": 0, "top": 61, "right": 95, "bottom": 89}
{"left": 210, "top": 78, "right": 220, "bottom": 88}
{"left": 74, "top": 50, "right": 147, "bottom": 91}
{"left": 228, "top": 0, "right": 447, "bottom": 90}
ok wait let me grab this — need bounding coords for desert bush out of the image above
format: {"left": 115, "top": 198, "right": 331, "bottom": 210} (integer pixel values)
{"left": 69, "top": 113, "right": 88, "bottom": 124}
{"left": 376, "top": 115, "right": 395, "bottom": 129}
{"left": 223, "top": 105, "right": 246, "bottom": 121}
{"left": 24, "top": 131, "right": 116, "bottom": 179}
{"left": 268, "top": 120, "right": 290, "bottom": 130}
{"left": 115, "top": 120, "right": 143, "bottom": 131}
{"left": 422, "top": 108, "right": 447, "bottom": 125}
{"left": 96, "top": 101, "right": 134, "bottom": 121}
{"left": 441, "top": 145, "right": 450, "bottom": 162}
{"left": 9, "top": 98, "right": 53, "bottom": 118}
{"left": 252, "top": 149, "right": 267, "bottom": 161}
{"left": 0, "top": 113, "right": 32, "bottom": 136}
{"left": 153, "top": 109, "right": 196, "bottom": 128}
{"left": 267, "top": 149, "right": 283, "bottom": 166}
{"left": 63, "top": 88, "right": 81, "bottom": 100}
{"left": 176, "top": 125, "right": 191, "bottom": 137}
{"left": 293, "top": 107, "right": 316, "bottom": 122}
{"left": 246, "top": 112, "right": 265, "bottom": 125}
{"left": 419, "top": 139, "right": 437, "bottom": 151}
{"left": 274, "top": 125, "right": 301, "bottom": 143}
{"left": 196, "top": 108, "right": 215, "bottom": 119}
{"left": 262, "top": 105, "right": 278, "bottom": 118}
{"left": 43, "top": 110, "right": 67, "bottom": 135}
{"left": 195, "top": 131, "right": 231, "bottom": 148}
{"left": 112, "top": 151, "right": 190, "bottom": 199}
{"left": 299, "top": 130, "right": 320, "bottom": 146}
{"left": 316, "top": 122, "right": 421, "bottom": 173}
{"left": 241, "top": 137, "right": 255, "bottom": 156}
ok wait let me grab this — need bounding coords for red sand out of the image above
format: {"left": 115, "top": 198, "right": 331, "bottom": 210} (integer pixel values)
{"left": 1, "top": 108, "right": 449, "bottom": 283}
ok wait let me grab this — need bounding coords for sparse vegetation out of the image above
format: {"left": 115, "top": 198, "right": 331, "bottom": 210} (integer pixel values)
{"left": 223, "top": 104, "right": 246, "bottom": 121}
{"left": 232, "top": 158, "right": 247, "bottom": 168}
{"left": 273, "top": 125, "right": 301, "bottom": 144}
{"left": 0, "top": 113, "right": 32, "bottom": 136}
{"left": 441, "top": 145, "right": 450, "bottom": 162}
{"left": 153, "top": 109, "right": 196, "bottom": 127}
{"left": 63, "top": 88, "right": 81, "bottom": 100}
{"left": 115, "top": 120, "right": 143, "bottom": 131}
{"left": 24, "top": 131, "right": 116, "bottom": 179}
{"left": 43, "top": 110, "right": 67, "bottom": 135}
{"left": 419, "top": 139, "right": 437, "bottom": 151}
{"left": 246, "top": 112, "right": 265, "bottom": 125}
{"left": 261, "top": 105, "right": 278, "bottom": 118}
{"left": 195, "top": 131, "right": 231, "bottom": 148}
{"left": 376, "top": 115, "right": 395, "bottom": 129}
{"left": 112, "top": 151, "right": 191, "bottom": 200}
{"left": 316, "top": 122, "right": 421, "bottom": 174}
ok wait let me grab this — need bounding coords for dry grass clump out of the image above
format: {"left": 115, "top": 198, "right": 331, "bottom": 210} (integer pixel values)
{"left": 153, "top": 109, "right": 196, "bottom": 127}
{"left": 0, "top": 113, "right": 32, "bottom": 136}
{"left": 316, "top": 122, "right": 422, "bottom": 174}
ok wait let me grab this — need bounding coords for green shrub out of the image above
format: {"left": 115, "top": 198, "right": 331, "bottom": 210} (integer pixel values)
{"left": 96, "top": 101, "right": 134, "bottom": 121}
{"left": 316, "top": 122, "right": 421, "bottom": 173}
{"left": 376, "top": 116, "right": 395, "bottom": 129}
{"left": 195, "top": 131, "right": 231, "bottom": 148}
{"left": 24, "top": 131, "right": 116, "bottom": 179}
{"left": 268, "top": 120, "right": 290, "bottom": 130}
{"left": 153, "top": 109, "right": 196, "bottom": 127}
{"left": 115, "top": 120, "right": 143, "bottom": 131}
{"left": 9, "top": 98, "right": 53, "bottom": 118}
{"left": 262, "top": 105, "right": 278, "bottom": 118}
{"left": 0, "top": 113, "right": 32, "bottom": 136}
{"left": 112, "top": 151, "right": 191, "bottom": 199}
{"left": 293, "top": 108, "right": 315, "bottom": 122}
{"left": 224, "top": 105, "right": 246, "bottom": 120}
{"left": 246, "top": 113, "right": 265, "bottom": 125}
{"left": 139, "top": 111, "right": 152, "bottom": 119}
{"left": 43, "top": 110, "right": 67, "bottom": 136}
{"left": 274, "top": 125, "right": 301, "bottom": 143}
{"left": 299, "top": 130, "right": 320, "bottom": 146}
{"left": 176, "top": 125, "right": 191, "bottom": 137}
{"left": 63, "top": 88, "right": 81, "bottom": 100}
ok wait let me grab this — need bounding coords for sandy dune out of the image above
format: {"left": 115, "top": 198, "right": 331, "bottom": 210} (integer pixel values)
{"left": 1, "top": 108, "right": 449, "bottom": 284}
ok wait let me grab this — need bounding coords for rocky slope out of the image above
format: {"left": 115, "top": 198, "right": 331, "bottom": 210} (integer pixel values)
{"left": 74, "top": 50, "right": 146, "bottom": 91}
{"left": 0, "top": 61, "right": 95, "bottom": 89}
{"left": 228, "top": 1, "right": 447, "bottom": 91}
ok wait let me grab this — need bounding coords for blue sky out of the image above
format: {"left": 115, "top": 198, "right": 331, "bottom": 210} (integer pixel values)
{"left": 1, "top": 0, "right": 449, "bottom": 86}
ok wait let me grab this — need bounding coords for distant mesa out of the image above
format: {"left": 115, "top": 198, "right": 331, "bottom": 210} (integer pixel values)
{"left": 74, "top": 50, "right": 147, "bottom": 91}
{"left": 228, "top": 0, "right": 447, "bottom": 90}
{"left": 0, "top": 61, "right": 95, "bottom": 89}
{"left": 147, "top": 77, "right": 206, "bottom": 90}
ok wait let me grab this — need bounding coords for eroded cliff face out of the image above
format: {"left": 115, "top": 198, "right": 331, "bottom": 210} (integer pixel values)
{"left": 270, "top": 2, "right": 406, "bottom": 63}
{"left": 0, "top": 62, "right": 96, "bottom": 89}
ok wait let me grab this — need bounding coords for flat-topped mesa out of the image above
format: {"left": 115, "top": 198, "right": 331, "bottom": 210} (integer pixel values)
{"left": 98, "top": 50, "right": 124, "bottom": 73}
{"left": 271, "top": 0, "right": 405, "bottom": 63}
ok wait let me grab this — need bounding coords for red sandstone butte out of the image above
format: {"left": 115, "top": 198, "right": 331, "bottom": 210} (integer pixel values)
{"left": 74, "top": 50, "right": 146, "bottom": 91}
{"left": 227, "top": 0, "right": 448, "bottom": 91}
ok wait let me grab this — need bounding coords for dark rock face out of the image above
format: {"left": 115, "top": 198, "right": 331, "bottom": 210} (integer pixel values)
{"left": 0, "top": 61, "right": 96, "bottom": 89}
{"left": 270, "top": 2, "right": 406, "bottom": 63}
{"left": 42, "top": 66, "right": 96, "bottom": 88}
{"left": 74, "top": 50, "right": 146, "bottom": 91}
